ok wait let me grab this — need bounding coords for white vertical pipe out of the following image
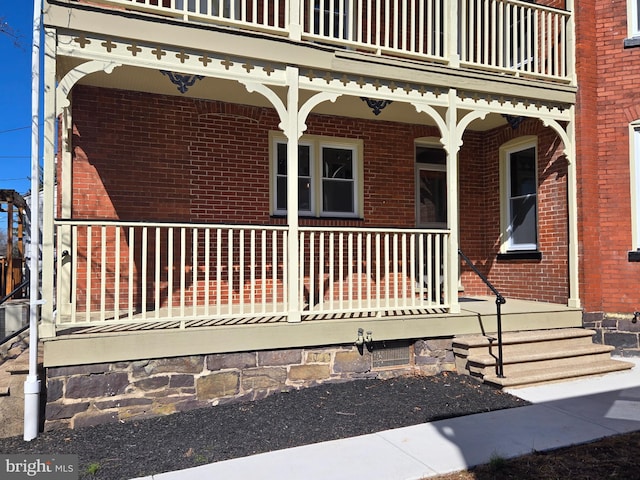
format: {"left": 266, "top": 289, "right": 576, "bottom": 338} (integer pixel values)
{"left": 24, "top": 0, "right": 42, "bottom": 442}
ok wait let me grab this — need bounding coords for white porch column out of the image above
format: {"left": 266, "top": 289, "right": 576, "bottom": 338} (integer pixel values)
{"left": 566, "top": 109, "right": 581, "bottom": 308}
{"left": 444, "top": 90, "right": 460, "bottom": 313}
{"left": 285, "top": 67, "right": 301, "bottom": 323}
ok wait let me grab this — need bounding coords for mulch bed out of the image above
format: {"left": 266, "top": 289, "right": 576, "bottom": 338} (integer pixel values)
{"left": 0, "top": 372, "right": 529, "bottom": 479}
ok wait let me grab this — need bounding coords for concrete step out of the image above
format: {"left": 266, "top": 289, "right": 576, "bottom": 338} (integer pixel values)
{"left": 483, "top": 359, "right": 636, "bottom": 388}
{"left": 453, "top": 328, "right": 595, "bottom": 357}
{"left": 467, "top": 344, "right": 617, "bottom": 376}
{"left": 453, "top": 327, "right": 635, "bottom": 388}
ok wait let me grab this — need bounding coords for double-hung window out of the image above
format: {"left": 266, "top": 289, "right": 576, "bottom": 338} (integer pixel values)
{"left": 500, "top": 138, "right": 538, "bottom": 252}
{"left": 272, "top": 135, "right": 361, "bottom": 218}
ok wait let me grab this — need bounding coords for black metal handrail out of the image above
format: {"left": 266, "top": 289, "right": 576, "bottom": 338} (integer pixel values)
{"left": 458, "top": 249, "right": 506, "bottom": 378}
{"left": 0, "top": 278, "right": 30, "bottom": 346}
{"left": 0, "top": 278, "right": 29, "bottom": 307}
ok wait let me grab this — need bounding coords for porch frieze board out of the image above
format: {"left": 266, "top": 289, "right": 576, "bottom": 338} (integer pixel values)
{"left": 454, "top": 92, "right": 573, "bottom": 122}
{"left": 298, "top": 70, "right": 450, "bottom": 108}
{"left": 56, "top": 32, "right": 289, "bottom": 87}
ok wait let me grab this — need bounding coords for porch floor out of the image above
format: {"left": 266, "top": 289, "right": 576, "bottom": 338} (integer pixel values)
{"left": 54, "top": 297, "right": 578, "bottom": 336}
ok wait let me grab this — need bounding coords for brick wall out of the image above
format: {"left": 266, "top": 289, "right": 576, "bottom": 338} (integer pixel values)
{"left": 459, "top": 119, "right": 569, "bottom": 304}
{"left": 67, "top": 85, "right": 570, "bottom": 305}
{"left": 575, "top": 0, "right": 640, "bottom": 319}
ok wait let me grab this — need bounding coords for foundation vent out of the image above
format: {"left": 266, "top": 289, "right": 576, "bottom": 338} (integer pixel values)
{"left": 372, "top": 340, "right": 412, "bottom": 368}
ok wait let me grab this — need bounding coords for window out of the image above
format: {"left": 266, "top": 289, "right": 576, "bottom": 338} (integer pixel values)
{"left": 629, "top": 0, "right": 640, "bottom": 38}
{"left": 500, "top": 138, "right": 538, "bottom": 252}
{"left": 272, "top": 135, "right": 361, "bottom": 217}
{"left": 416, "top": 145, "right": 447, "bottom": 228}
{"left": 631, "top": 123, "right": 640, "bottom": 252}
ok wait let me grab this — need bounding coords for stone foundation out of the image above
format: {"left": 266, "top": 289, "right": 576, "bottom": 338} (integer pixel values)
{"left": 584, "top": 311, "right": 640, "bottom": 357}
{"left": 44, "top": 338, "right": 455, "bottom": 431}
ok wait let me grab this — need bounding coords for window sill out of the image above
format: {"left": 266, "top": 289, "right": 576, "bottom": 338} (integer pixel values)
{"left": 629, "top": 250, "right": 640, "bottom": 262}
{"left": 624, "top": 37, "right": 640, "bottom": 48}
{"left": 497, "top": 251, "right": 542, "bottom": 261}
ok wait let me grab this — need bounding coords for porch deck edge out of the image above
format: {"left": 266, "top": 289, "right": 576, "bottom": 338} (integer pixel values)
{"left": 42, "top": 303, "right": 583, "bottom": 367}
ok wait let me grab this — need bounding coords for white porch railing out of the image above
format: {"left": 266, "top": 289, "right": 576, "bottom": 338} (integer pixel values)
{"left": 299, "top": 226, "right": 450, "bottom": 315}
{"left": 82, "top": 0, "right": 573, "bottom": 82}
{"left": 53, "top": 220, "right": 449, "bottom": 328}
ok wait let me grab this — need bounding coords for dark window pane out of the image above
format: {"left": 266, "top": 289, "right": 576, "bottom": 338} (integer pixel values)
{"left": 323, "top": 180, "right": 354, "bottom": 213}
{"left": 277, "top": 144, "right": 310, "bottom": 175}
{"left": 323, "top": 148, "right": 353, "bottom": 179}
{"left": 416, "top": 146, "right": 446, "bottom": 165}
{"left": 299, "top": 146, "right": 311, "bottom": 176}
{"left": 277, "top": 143, "right": 287, "bottom": 175}
{"left": 418, "top": 169, "right": 447, "bottom": 224}
{"left": 299, "top": 178, "right": 311, "bottom": 211}
{"left": 510, "top": 147, "right": 536, "bottom": 196}
{"left": 276, "top": 143, "right": 311, "bottom": 212}
{"left": 510, "top": 196, "right": 536, "bottom": 245}
{"left": 277, "top": 177, "right": 311, "bottom": 212}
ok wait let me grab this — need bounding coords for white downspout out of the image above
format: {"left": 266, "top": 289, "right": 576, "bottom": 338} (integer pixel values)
{"left": 24, "top": 0, "right": 43, "bottom": 441}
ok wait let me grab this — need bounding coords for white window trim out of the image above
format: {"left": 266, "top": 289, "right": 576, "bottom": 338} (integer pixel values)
{"left": 631, "top": 122, "right": 640, "bottom": 249}
{"left": 628, "top": 0, "right": 640, "bottom": 38}
{"left": 499, "top": 136, "right": 539, "bottom": 253}
{"left": 270, "top": 133, "right": 363, "bottom": 218}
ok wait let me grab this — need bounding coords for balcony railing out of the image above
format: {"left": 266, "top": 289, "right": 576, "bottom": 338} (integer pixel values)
{"left": 53, "top": 220, "right": 450, "bottom": 329}
{"left": 82, "top": 0, "right": 573, "bottom": 82}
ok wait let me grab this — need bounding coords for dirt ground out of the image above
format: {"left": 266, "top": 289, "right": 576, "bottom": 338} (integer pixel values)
{"left": 430, "top": 430, "right": 640, "bottom": 480}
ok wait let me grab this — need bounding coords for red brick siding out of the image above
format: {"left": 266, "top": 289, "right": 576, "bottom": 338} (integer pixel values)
{"left": 575, "top": 0, "right": 640, "bottom": 314}
{"left": 459, "top": 119, "right": 569, "bottom": 304}
{"left": 68, "top": 85, "right": 569, "bottom": 308}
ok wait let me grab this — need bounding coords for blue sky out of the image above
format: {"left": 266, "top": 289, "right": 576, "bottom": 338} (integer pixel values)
{"left": 1, "top": 3, "right": 36, "bottom": 196}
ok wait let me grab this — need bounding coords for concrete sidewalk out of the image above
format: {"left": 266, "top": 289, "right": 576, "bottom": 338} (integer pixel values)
{"left": 133, "top": 357, "right": 640, "bottom": 480}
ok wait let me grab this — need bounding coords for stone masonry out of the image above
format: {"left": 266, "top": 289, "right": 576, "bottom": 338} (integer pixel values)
{"left": 44, "top": 338, "right": 455, "bottom": 431}
{"left": 584, "top": 312, "right": 640, "bottom": 357}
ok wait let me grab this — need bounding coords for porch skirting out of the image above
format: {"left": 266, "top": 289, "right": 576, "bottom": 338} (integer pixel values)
{"left": 44, "top": 340, "right": 455, "bottom": 431}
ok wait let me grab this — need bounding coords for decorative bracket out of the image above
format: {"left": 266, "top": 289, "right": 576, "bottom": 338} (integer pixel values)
{"left": 160, "top": 70, "right": 204, "bottom": 93}
{"left": 57, "top": 60, "right": 122, "bottom": 115}
{"left": 360, "top": 97, "right": 393, "bottom": 115}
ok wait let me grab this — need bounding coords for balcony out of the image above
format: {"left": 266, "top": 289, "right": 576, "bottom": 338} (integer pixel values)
{"left": 82, "top": 0, "right": 573, "bottom": 83}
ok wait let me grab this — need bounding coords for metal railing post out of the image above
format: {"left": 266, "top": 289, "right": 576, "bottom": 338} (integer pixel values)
{"left": 458, "top": 249, "right": 506, "bottom": 378}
